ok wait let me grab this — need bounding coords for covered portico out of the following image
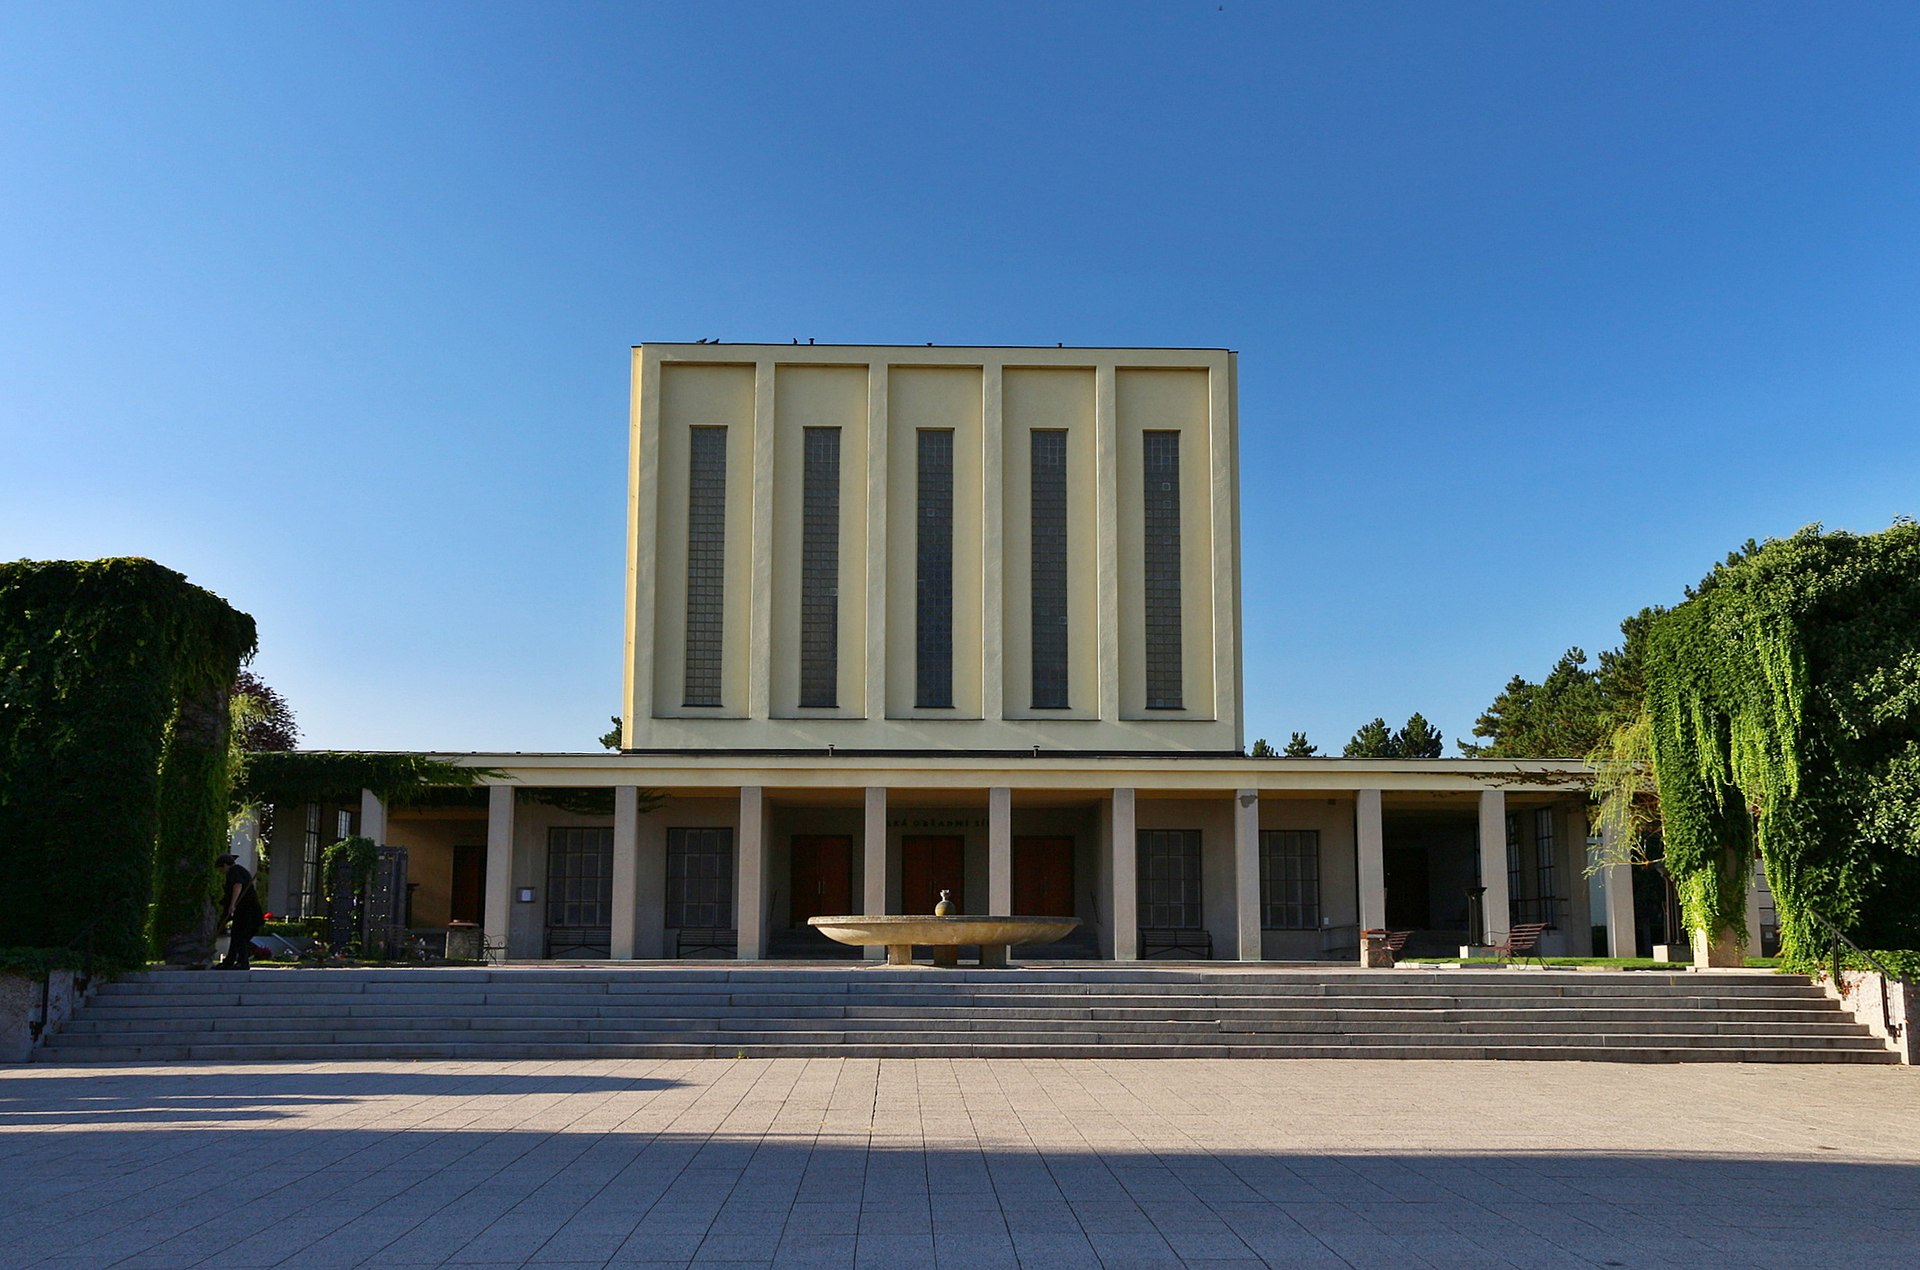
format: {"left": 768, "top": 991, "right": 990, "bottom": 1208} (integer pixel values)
{"left": 351, "top": 752, "right": 1603, "bottom": 965}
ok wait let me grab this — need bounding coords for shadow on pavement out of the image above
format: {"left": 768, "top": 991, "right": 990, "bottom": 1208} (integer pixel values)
{"left": 0, "top": 1122, "right": 1914, "bottom": 1268}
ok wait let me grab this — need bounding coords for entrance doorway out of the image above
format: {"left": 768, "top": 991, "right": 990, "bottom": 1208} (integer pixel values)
{"left": 901, "top": 835, "right": 964, "bottom": 914}
{"left": 450, "top": 844, "right": 486, "bottom": 924}
{"left": 1013, "top": 836, "right": 1074, "bottom": 915}
{"left": 789, "top": 835, "right": 852, "bottom": 925}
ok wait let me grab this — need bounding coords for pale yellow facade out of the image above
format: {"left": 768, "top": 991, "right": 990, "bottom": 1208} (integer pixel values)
{"left": 623, "top": 344, "right": 1243, "bottom": 752}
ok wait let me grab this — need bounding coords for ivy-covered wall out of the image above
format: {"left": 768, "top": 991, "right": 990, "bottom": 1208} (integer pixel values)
{"left": 1644, "top": 523, "right": 1920, "bottom": 963}
{"left": 0, "top": 559, "right": 256, "bottom": 967}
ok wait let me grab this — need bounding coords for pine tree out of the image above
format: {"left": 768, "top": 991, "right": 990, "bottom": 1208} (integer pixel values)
{"left": 1249, "top": 737, "right": 1277, "bottom": 757}
{"left": 1343, "top": 717, "right": 1395, "bottom": 757}
{"left": 1282, "top": 732, "right": 1318, "bottom": 757}
{"left": 1394, "top": 712, "right": 1445, "bottom": 758}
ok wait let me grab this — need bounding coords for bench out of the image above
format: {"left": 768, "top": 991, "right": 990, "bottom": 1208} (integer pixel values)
{"left": 1360, "top": 928, "right": 1412, "bottom": 967}
{"left": 1140, "top": 928, "right": 1213, "bottom": 959}
{"left": 1490, "top": 921, "right": 1552, "bottom": 967}
{"left": 676, "top": 927, "right": 738, "bottom": 959}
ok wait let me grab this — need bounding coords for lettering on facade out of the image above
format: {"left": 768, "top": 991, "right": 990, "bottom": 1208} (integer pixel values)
{"left": 886, "top": 817, "right": 986, "bottom": 829}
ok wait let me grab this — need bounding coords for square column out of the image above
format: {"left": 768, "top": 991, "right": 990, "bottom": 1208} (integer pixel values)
{"left": 988, "top": 786, "right": 1012, "bottom": 916}
{"left": 359, "top": 788, "right": 387, "bottom": 845}
{"left": 610, "top": 785, "right": 641, "bottom": 959}
{"left": 1234, "top": 789, "right": 1261, "bottom": 961}
{"left": 1355, "top": 789, "right": 1386, "bottom": 932}
{"left": 1477, "top": 789, "right": 1511, "bottom": 937}
{"left": 737, "top": 786, "right": 767, "bottom": 960}
{"left": 485, "top": 785, "right": 515, "bottom": 961}
{"left": 1598, "top": 817, "right": 1636, "bottom": 957}
{"left": 863, "top": 787, "right": 887, "bottom": 960}
{"left": 1110, "top": 788, "right": 1138, "bottom": 960}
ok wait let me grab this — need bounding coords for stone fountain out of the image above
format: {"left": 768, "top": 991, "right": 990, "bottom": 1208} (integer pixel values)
{"left": 809, "top": 892, "right": 1080, "bottom": 967}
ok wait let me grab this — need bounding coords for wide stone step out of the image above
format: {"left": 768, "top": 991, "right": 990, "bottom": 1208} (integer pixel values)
{"left": 50, "top": 968, "right": 1889, "bottom": 1065}
{"left": 37, "top": 1037, "right": 1899, "bottom": 1064}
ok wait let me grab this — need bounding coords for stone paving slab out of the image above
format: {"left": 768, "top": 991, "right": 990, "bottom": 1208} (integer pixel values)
{"left": 0, "top": 1059, "right": 1916, "bottom": 1269}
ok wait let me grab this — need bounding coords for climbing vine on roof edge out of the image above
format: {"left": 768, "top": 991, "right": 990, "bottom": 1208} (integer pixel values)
{"left": 1643, "top": 522, "right": 1920, "bottom": 965}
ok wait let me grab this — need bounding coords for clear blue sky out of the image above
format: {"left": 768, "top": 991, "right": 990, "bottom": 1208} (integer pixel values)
{"left": 4, "top": 2, "right": 1916, "bottom": 754}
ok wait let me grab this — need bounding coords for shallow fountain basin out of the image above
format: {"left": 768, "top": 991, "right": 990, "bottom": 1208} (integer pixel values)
{"left": 808, "top": 915, "right": 1081, "bottom": 967}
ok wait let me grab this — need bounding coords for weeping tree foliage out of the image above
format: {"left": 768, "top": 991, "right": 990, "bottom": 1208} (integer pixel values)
{"left": 1643, "top": 522, "right": 1920, "bottom": 964}
{"left": 0, "top": 559, "right": 256, "bottom": 968}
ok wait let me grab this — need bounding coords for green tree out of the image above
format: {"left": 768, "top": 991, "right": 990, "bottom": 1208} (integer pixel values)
{"left": 1393, "top": 712, "right": 1445, "bottom": 758}
{"left": 599, "top": 715, "right": 623, "bottom": 750}
{"left": 1343, "top": 718, "right": 1395, "bottom": 757}
{"left": 1282, "top": 732, "right": 1318, "bottom": 757}
{"left": 1249, "top": 737, "right": 1277, "bottom": 758}
{"left": 1460, "top": 649, "right": 1607, "bottom": 757}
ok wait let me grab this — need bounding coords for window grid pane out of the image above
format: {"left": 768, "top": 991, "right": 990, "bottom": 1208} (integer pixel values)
{"left": 684, "top": 426, "right": 727, "bottom": 707}
{"left": 1506, "top": 812, "right": 1524, "bottom": 924}
{"left": 799, "top": 427, "right": 840, "bottom": 708}
{"left": 1030, "top": 429, "right": 1069, "bottom": 708}
{"left": 1260, "top": 830, "right": 1320, "bottom": 929}
{"left": 1137, "top": 829, "right": 1202, "bottom": 929}
{"left": 666, "top": 827, "right": 735, "bottom": 929}
{"left": 545, "top": 827, "right": 614, "bottom": 930}
{"left": 1142, "top": 430, "right": 1183, "bottom": 708}
{"left": 1534, "top": 808, "right": 1558, "bottom": 923}
{"left": 915, "top": 429, "right": 954, "bottom": 708}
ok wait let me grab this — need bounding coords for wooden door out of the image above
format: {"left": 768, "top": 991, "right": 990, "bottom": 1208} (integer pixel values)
{"left": 789, "top": 835, "right": 852, "bottom": 925}
{"left": 450, "top": 844, "right": 486, "bottom": 923}
{"left": 1013, "top": 836, "right": 1074, "bottom": 916}
{"left": 901, "top": 835, "right": 964, "bottom": 914}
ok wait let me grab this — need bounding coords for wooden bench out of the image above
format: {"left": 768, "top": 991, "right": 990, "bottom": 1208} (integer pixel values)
{"left": 1490, "top": 921, "right": 1552, "bottom": 967}
{"left": 675, "top": 927, "right": 738, "bottom": 959}
{"left": 1140, "top": 928, "right": 1213, "bottom": 959}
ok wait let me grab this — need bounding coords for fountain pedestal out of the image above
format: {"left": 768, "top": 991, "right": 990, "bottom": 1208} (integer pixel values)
{"left": 808, "top": 915, "right": 1081, "bottom": 967}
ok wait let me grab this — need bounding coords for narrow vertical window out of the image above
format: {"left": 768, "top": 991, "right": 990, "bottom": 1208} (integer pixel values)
{"left": 915, "top": 429, "right": 954, "bottom": 708}
{"left": 1030, "top": 429, "right": 1069, "bottom": 708}
{"left": 799, "top": 427, "right": 840, "bottom": 708}
{"left": 1142, "top": 430, "right": 1183, "bottom": 708}
{"left": 1534, "top": 808, "right": 1558, "bottom": 924}
{"left": 684, "top": 426, "right": 726, "bottom": 707}
{"left": 1505, "top": 811, "right": 1523, "bottom": 925}
{"left": 666, "top": 827, "right": 735, "bottom": 929}
{"left": 1260, "top": 830, "right": 1321, "bottom": 929}
{"left": 1137, "top": 829, "right": 1203, "bottom": 929}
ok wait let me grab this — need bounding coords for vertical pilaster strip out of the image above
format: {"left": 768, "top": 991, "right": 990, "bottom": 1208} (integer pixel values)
{"left": 737, "top": 786, "right": 766, "bottom": 959}
{"left": 988, "top": 786, "right": 1012, "bottom": 916}
{"left": 485, "top": 785, "right": 515, "bottom": 962}
{"left": 1477, "top": 788, "right": 1510, "bottom": 940}
{"left": 626, "top": 346, "right": 660, "bottom": 737}
{"left": 1234, "top": 789, "right": 1261, "bottom": 961}
{"left": 863, "top": 786, "right": 887, "bottom": 960}
{"left": 1110, "top": 787, "right": 1138, "bottom": 960}
{"left": 747, "top": 361, "right": 776, "bottom": 720}
{"left": 610, "top": 785, "right": 639, "bottom": 959}
{"left": 865, "top": 362, "right": 889, "bottom": 719}
{"left": 1356, "top": 789, "right": 1386, "bottom": 933}
{"left": 358, "top": 788, "right": 386, "bottom": 845}
{"left": 1216, "top": 353, "right": 1243, "bottom": 745}
{"left": 981, "top": 360, "right": 1004, "bottom": 721}
{"left": 1093, "top": 364, "right": 1120, "bottom": 722}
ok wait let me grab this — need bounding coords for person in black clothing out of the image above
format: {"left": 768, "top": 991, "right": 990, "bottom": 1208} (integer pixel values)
{"left": 215, "top": 853, "right": 265, "bottom": 969}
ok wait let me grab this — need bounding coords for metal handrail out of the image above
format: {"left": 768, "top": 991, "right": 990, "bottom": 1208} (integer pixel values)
{"left": 1808, "top": 910, "right": 1904, "bottom": 1041}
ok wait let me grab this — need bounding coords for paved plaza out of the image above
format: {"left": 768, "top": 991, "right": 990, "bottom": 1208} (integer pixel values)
{"left": 1, "top": 1058, "right": 1916, "bottom": 1269}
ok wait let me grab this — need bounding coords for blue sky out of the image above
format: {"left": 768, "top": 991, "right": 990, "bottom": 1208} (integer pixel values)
{"left": 3, "top": 2, "right": 1916, "bottom": 754}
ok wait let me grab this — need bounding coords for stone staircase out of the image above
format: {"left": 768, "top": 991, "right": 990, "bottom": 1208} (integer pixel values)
{"left": 35, "top": 966, "right": 1897, "bottom": 1064}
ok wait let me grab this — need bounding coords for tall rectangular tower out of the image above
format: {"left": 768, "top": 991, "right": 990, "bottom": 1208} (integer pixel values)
{"left": 623, "top": 344, "right": 1242, "bottom": 752}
